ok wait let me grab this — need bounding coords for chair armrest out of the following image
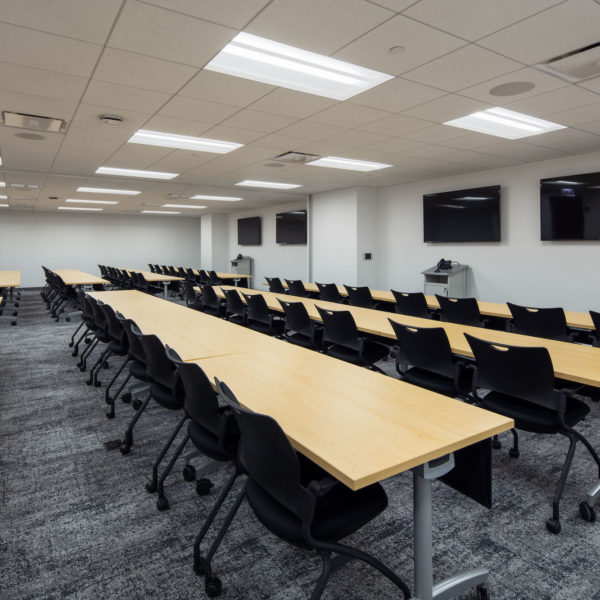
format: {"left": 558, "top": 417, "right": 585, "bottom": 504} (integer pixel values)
{"left": 307, "top": 475, "right": 339, "bottom": 497}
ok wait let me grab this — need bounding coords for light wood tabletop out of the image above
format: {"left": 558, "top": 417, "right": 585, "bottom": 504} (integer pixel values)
{"left": 193, "top": 269, "right": 252, "bottom": 280}
{"left": 223, "top": 285, "right": 600, "bottom": 387}
{"left": 126, "top": 268, "right": 184, "bottom": 282}
{"left": 270, "top": 280, "right": 595, "bottom": 331}
{"left": 0, "top": 270, "right": 21, "bottom": 287}
{"left": 52, "top": 269, "right": 108, "bottom": 286}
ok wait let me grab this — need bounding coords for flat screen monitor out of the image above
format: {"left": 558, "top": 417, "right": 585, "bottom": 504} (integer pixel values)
{"left": 540, "top": 171, "right": 600, "bottom": 240}
{"left": 237, "top": 216, "right": 261, "bottom": 245}
{"left": 423, "top": 185, "right": 501, "bottom": 243}
{"left": 276, "top": 209, "right": 307, "bottom": 244}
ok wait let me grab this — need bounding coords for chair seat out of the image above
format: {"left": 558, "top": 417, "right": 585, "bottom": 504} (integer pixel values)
{"left": 480, "top": 391, "right": 589, "bottom": 433}
{"left": 326, "top": 340, "right": 388, "bottom": 366}
{"left": 285, "top": 331, "right": 318, "bottom": 349}
{"left": 150, "top": 382, "right": 183, "bottom": 410}
{"left": 402, "top": 367, "right": 457, "bottom": 397}
{"left": 248, "top": 319, "right": 284, "bottom": 336}
{"left": 246, "top": 475, "right": 387, "bottom": 550}
{"left": 228, "top": 314, "right": 246, "bottom": 326}
{"left": 188, "top": 420, "right": 234, "bottom": 462}
{"left": 108, "top": 340, "right": 128, "bottom": 355}
{"left": 129, "top": 359, "right": 151, "bottom": 382}
{"left": 94, "top": 330, "right": 110, "bottom": 343}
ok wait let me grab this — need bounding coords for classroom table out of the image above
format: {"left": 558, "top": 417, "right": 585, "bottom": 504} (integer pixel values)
{"left": 223, "top": 286, "right": 600, "bottom": 388}
{"left": 0, "top": 270, "right": 21, "bottom": 301}
{"left": 194, "top": 269, "right": 252, "bottom": 287}
{"left": 270, "top": 281, "right": 595, "bottom": 332}
{"left": 126, "top": 269, "right": 184, "bottom": 299}
{"left": 52, "top": 269, "right": 108, "bottom": 287}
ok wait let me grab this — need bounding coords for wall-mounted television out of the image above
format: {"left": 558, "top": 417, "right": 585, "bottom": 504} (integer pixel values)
{"left": 423, "top": 185, "right": 501, "bottom": 243}
{"left": 237, "top": 216, "right": 261, "bottom": 245}
{"left": 276, "top": 209, "right": 307, "bottom": 244}
{"left": 541, "top": 171, "right": 600, "bottom": 240}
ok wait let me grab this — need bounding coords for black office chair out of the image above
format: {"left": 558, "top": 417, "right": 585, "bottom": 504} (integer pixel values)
{"left": 243, "top": 293, "right": 283, "bottom": 336}
{"left": 316, "top": 306, "right": 388, "bottom": 372}
{"left": 182, "top": 280, "right": 202, "bottom": 310}
{"left": 209, "top": 271, "right": 222, "bottom": 286}
{"left": 200, "top": 285, "right": 225, "bottom": 317}
{"left": 436, "top": 295, "right": 487, "bottom": 327}
{"left": 388, "top": 319, "right": 471, "bottom": 399}
{"left": 344, "top": 285, "right": 377, "bottom": 309}
{"left": 200, "top": 382, "right": 411, "bottom": 600}
{"left": 316, "top": 282, "right": 344, "bottom": 304}
{"left": 224, "top": 289, "right": 246, "bottom": 325}
{"left": 465, "top": 333, "right": 600, "bottom": 534}
{"left": 77, "top": 296, "right": 111, "bottom": 380}
{"left": 69, "top": 291, "right": 95, "bottom": 357}
{"left": 391, "top": 290, "right": 431, "bottom": 319}
{"left": 590, "top": 311, "right": 600, "bottom": 347}
{"left": 507, "top": 302, "right": 573, "bottom": 342}
{"left": 265, "top": 277, "right": 286, "bottom": 294}
{"left": 148, "top": 264, "right": 156, "bottom": 273}
{"left": 285, "top": 279, "right": 307, "bottom": 297}
{"left": 278, "top": 299, "right": 322, "bottom": 350}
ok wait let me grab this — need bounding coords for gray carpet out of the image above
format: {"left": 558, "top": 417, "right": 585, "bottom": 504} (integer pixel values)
{"left": 1, "top": 289, "right": 600, "bottom": 600}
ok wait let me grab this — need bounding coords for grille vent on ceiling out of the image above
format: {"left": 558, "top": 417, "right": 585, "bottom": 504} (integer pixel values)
{"left": 2, "top": 111, "right": 67, "bottom": 133}
{"left": 535, "top": 41, "right": 600, "bottom": 82}
{"left": 273, "top": 151, "right": 321, "bottom": 164}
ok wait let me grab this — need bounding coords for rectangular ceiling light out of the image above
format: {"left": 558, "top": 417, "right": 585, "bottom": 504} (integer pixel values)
{"left": 190, "top": 194, "right": 243, "bottom": 201}
{"left": 58, "top": 206, "right": 103, "bottom": 211}
{"left": 128, "top": 130, "right": 243, "bottom": 154}
{"left": 0, "top": 203, "right": 8, "bottom": 207}
{"left": 142, "top": 210, "right": 180, "bottom": 215}
{"left": 306, "top": 156, "right": 392, "bottom": 171}
{"left": 0, "top": 181, "right": 5, "bottom": 187}
{"left": 66, "top": 198, "right": 118, "bottom": 205}
{"left": 77, "top": 186, "right": 140, "bottom": 195}
{"left": 206, "top": 32, "right": 393, "bottom": 101}
{"left": 162, "top": 203, "right": 206, "bottom": 209}
{"left": 0, "top": 195, "right": 6, "bottom": 199}
{"left": 0, "top": 157, "right": 2, "bottom": 166}
{"left": 95, "top": 166, "right": 178, "bottom": 180}
{"left": 235, "top": 179, "right": 301, "bottom": 189}
{"left": 444, "top": 107, "right": 566, "bottom": 140}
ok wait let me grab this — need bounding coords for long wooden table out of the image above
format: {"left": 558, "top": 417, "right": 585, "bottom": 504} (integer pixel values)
{"left": 90, "top": 289, "right": 513, "bottom": 599}
{"left": 52, "top": 269, "right": 108, "bottom": 286}
{"left": 194, "top": 269, "right": 252, "bottom": 287}
{"left": 0, "top": 270, "right": 20, "bottom": 301}
{"left": 126, "top": 269, "right": 184, "bottom": 299}
{"left": 224, "top": 286, "right": 600, "bottom": 388}
{"left": 271, "top": 280, "right": 595, "bottom": 331}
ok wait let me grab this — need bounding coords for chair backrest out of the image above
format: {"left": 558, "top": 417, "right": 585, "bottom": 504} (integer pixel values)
{"left": 285, "top": 279, "right": 306, "bottom": 297}
{"left": 225, "top": 288, "right": 246, "bottom": 318}
{"left": 507, "top": 302, "right": 569, "bottom": 341}
{"left": 101, "top": 303, "right": 127, "bottom": 345}
{"left": 148, "top": 264, "right": 156, "bottom": 272}
{"left": 344, "top": 285, "right": 374, "bottom": 309}
{"left": 161, "top": 265, "right": 169, "bottom": 274}
{"left": 266, "top": 277, "right": 286, "bottom": 294}
{"left": 590, "top": 310, "right": 600, "bottom": 345}
{"left": 243, "top": 293, "right": 271, "bottom": 325}
{"left": 177, "top": 267, "right": 187, "bottom": 278}
{"left": 118, "top": 318, "right": 146, "bottom": 363}
{"left": 316, "top": 306, "right": 362, "bottom": 351}
{"left": 154, "top": 264, "right": 162, "bottom": 274}
{"left": 182, "top": 280, "right": 197, "bottom": 307}
{"left": 464, "top": 333, "right": 560, "bottom": 412}
{"left": 316, "top": 282, "right": 342, "bottom": 303}
{"left": 278, "top": 299, "right": 313, "bottom": 337}
{"left": 201, "top": 284, "right": 220, "bottom": 309}
{"left": 209, "top": 270, "right": 221, "bottom": 284}
{"left": 436, "top": 295, "right": 481, "bottom": 326}
{"left": 388, "top": 320, "right": 455, "bottom": 378}
{"left": 138, "top": 332, "right": 178, "bottom": 390}
{"left": 391, "top": 290, "right": 430, "bottom": 318}
{"left": 185, "top": 267, "right": 196, "bottom": 281}
{"left": 79, "top": 292, "right": 95, "bottom": 320}
{"left": 87, "top": 296, "right": 107, "bottom": 330}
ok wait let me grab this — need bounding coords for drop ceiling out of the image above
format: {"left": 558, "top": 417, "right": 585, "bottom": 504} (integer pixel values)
{"left": 0, "top": 0, "right": 599, "bottom": 217}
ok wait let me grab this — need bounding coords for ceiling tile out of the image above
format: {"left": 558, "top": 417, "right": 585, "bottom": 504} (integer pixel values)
{"left": 478, "top": 0, "right": 600, "bottom": 64}
{"left": 403, "top": 0, "right": 564, "bottom": 41}
{"left": 403, "top": 124, "right": 469, "bottom": 143}
{"left": 504, "top": 85, "right": 600, "bottom": 117}
{"left": 310, "top": 103, "right": 392, "bottom": 128}
{"left": 245, "top": 0, "right": 394, "bottom": 54}
{"left": 402, "top": 94, "right": 492, "bottom": 122}
{"left": 0, "top": 22, "right": 102, "bottom": 78}
{"left": 52, "top": 141, "right": 117, "bottom": 175}
{"left": 69, "top": 103, "right": 152, "bottom": 142}
{"left": 366, "top": 0, "right": 419, "bottom": 11}
{"left": 402, "top": 45, "right": 522, "bottom": 92}
{"left": 104, "top": 144, "right": 176, "bottom": 169}
{"left": 82, "top": 81, "right": 171, "bottom": 114}
{"left": 248, "top": 89, "right": 336, "bottom": 119}
{"left": 545, "top": 102, "right": 600, "bottom": 127}
{"left": 158, "top": 96, "right": 240, "bottom": 124}
{"left": 363, "top": 136, "right": 431, "bottom": 153}
{"left": 578, "top": 77, "right": 600, "bottom": 95}
{"left": 576, "top": 121, "right": 600, "bottom": 135}
{"left": 475, "top": 140, "right": 568, "bottom": 161}
{"left": 107, "top": 1, "right": 236, "bottom": 67}
{"left": 0, "top": 89, "right": 78, "bottom": 121}
{"left": 333, "top": 14, "right": 466, "bottom": 76}
{"left": 360, "top": 113, "right": 434, "bottom": 135}
{"left": 437, "top": 132, "right": 504, "bottom": 149}
{"left": 525, "top": 128, "right": 600, "bottom": 154}
{"left": 137, "top": 0, "right": 271, "bottom": 28}
{"left": 318, "top": 129, "right": 391, "bottom": 148}
{"left": 220, "top": 109, "right": 298, "bottom": 133}
{"left": 142, "top": 115, "right": 213, "bottom": 137}
{"left": 278, "top": 120, "right": 346, "bottom": 141}
{"left": 148, "top": 150, "right": 219, "bottom": 173}
{"left": 250, "top": 133, "right": 320, "bottom": 151}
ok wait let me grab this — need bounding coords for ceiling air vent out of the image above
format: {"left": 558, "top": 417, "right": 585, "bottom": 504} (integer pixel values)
{"left": 534, "top": 41, "right": 600, "bottom": 83}
{"left": 2, "top": 111, "right": 67, "bottom": 133}
{"left": 273, "top": 151, "right": 321, "bottom": 164}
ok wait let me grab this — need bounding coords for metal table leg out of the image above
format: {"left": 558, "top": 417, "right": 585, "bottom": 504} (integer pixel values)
{"left": 163, "top": 282, "right": 168, "bottom": 299}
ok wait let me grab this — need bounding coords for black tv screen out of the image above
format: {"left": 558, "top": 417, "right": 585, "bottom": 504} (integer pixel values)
{"left": 541, "top": 172, "right": 600, "bottom": 240}
{"left": 276, "top": 210, "right": 307, "bottom": 244}
{"left": 423, "top": 185, "right": 501, "bottom": 242}
{"left": 237, "top": 216, "right": 261, "bottom": 245}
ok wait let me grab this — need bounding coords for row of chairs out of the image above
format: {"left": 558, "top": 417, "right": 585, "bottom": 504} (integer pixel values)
{"left": 0, "top": 283, "right": 19, "bottom": 326}
{"left": 40, "top": 266, "right": 82, "bottom": 322}
{"left": 147, "top": 264, "right": 224, "bottom": 287}
{"left": 63, "top": 290, "right": 412, "bottom": 599}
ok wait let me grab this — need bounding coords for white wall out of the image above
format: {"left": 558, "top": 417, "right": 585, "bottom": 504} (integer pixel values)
{"left": 227, "top": 200, "right": 309, "bottom": 289}
{"left": 377, "top": 150, "right": 600, "bottom": 312}
{"left": 200, "top": 213, "right": 228, "bottom": 272}
{"left": 0, "top": 210, "right": 201, "bottom": 287}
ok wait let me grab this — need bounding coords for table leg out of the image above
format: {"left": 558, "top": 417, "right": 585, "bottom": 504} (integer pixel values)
{"left": 413, "top": 454, "right": 489, "bottom": 600}
{"left": 163, "top": 282, "right": 168, "bottom": 299}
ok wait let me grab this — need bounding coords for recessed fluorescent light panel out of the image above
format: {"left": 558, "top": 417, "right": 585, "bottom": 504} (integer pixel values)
{"left": 66, "top": 198, "right": 118, "bottom": 205}
{"left": 190, "top": 194, "right": 243, "bottom": 201}
{"left": 77, "top": 187, "right": 140, "bottom": 195}
{"left": 128, "top": 130, "right": 243, "bottom": 154}
{"left": 0, "top": 195, "right": 6, "bottom": 199}
{"left": 206, "top": 32, "right": 393, "bottom": 100}
{"left": 142, "top": 210, "right": 180, "bottom": 215}
{"left": 306, "top": 156, "right": 392, "bottom": 171}
{"left": 235, "top": 180, "right": 301, "bottom": 189}
{"left": 0, "top": 203, "right": 8, "bottom": 207}
{"left": 95, "top": 167, "right": 178, "bottom": 180}
{"left": 58, "top": 206, "right": 103, "bottom": 211}
{"left": 444, "top": 107, "right": 566, "bottom": 140}
{"left": 0, "top": 157, "right": 3, "bottom": 166}
{"left": 162, "top": 204, "right": 206, "bottom": 209}
{"left": 0, "top": 181, "right": 5, "bottom": 187}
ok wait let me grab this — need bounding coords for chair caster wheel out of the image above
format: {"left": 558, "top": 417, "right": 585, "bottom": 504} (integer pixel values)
{"left": 508, "top": 448, "right": 519, "bottom": 459}
{"left": 205, "top": 576, "right": 222, "bottom": 598}
{"left": 194, "top": 556, "right": 205, "bottom": 575}
{"left": 66, "top": 317, "right": 71, "bottom": 322}
{"left": 196, "top": 478, "right": 214, "bottom": 496}
{"left": 105, "top": 410, "right": 115, "bottom": 419}
{"left": 546, "top": 518, "right": 561, "bottom": 534}
{"left": 11, "top": 321, "right": 16, "bottom": 326}
{"left": 146, "top": 480, "right": 157, "bottom": 493}
{"left": 121, "top": 392, "right": 132, "bottom": 403}
{"left": 476, "top": 585, "right": 490, "bottom": 600}
{"left": 85, "top": 338, "right": 91, "bottom": 344}
{"left": 492, "top": 438, "right": 502, "bottom": 450}
{"left": 156, "top": 496, "right": 169, "bottom": 511}
{"left": 94, "top": 380, "right": 101, "bottom": 387}
{"left": 579, "top": 501, "right": 596, "bottom": 522}
{"left": 86, "top": 379, "right": 92, "bottom": 386}
{"left": 132, "top": 399, "right": 142, "bottom": 410}
{"left": 183, "top": 465, "right": 196, "bottom": 482}
{"left": 71, "top": 350, "right": 78, "bottom": 357}
{"left": 119, "top": 442, "right": 131, "bottom": 455}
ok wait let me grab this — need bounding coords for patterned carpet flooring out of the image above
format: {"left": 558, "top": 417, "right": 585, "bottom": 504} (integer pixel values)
{"left": 1, "top": 289, "right": 600, "bottom": 599}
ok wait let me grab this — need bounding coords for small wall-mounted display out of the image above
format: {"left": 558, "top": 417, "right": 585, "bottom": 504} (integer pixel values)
{"left": 237, "top": 216, "right": 262, "bottom": 245}
{"left": 276, "top": 209, "right": 307, "bottom": 244}
{"left": 423, "top": 185, "right": 501, "bottom": 243}
{"left": 541, "top": 171, "right": 600, "bottom": 240}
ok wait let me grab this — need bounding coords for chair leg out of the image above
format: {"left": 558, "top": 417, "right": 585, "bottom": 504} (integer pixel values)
{"left": 69, "top": 320, "right": 85, "bottom": 347}
{"left": 104, "top": 356, "right": 129, "bottom": 402}
{"left": 155, "top": 431, "right": 190, "bottom": 510}
{"left": 111, "top": 371, "right": 132, "bottom": 405}
{"left": 72, "top": 326, "right": 90, "bottom": 357}
{"left": 87, "top": 346, "right": 111, "bottom": 386}
{"left": 568, "top": 426, "right": 600, "bottom": 477}
{"left": 310, "top": 552, "right": 332, "bottom": 600}
{"left": 509, "top": 428, "right": 520, "bottom": 458}
{"left": 119, "top": 393, "right": 151, "bottom": 454}
{"left": 78, "top": 338, "right": 98, "bottom": 370}
{"left": 547, "top": 432, "right": 578, "bottom": 534}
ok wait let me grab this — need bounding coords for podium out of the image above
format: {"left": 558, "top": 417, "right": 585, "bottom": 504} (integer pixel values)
{"left": 230, "top": 255, "right": 252, "bottom": 288}
{"left": 422, "top": 263, "right": 468, "bottom": 298}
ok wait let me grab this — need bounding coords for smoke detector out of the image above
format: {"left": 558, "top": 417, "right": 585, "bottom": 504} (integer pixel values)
{"left": 2, "top": 111, "right": 67, "bottom": 133}
{"left": 535, "top": 41, "right": 600, "bottom": 83}
{"left": 273, "top": 151, "right": 321, "bottom": 164}
{"left": 98, "top": 114, "right": 124, "bottom": 126}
